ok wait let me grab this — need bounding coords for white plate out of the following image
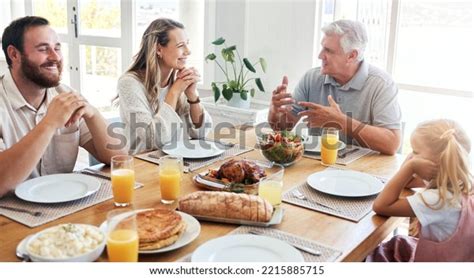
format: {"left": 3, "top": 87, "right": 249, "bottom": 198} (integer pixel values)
{"left": 307, "top": 170, "right": 384, "bottom": 197}
{"left": 304, "top": 136, "right": 346, "bottom": 153}
{"left": 15, "top": 174, "right": 101, "bottom": 203}
{"left": 191, "top": 234, "right": 304, "bottom": 262}
{"left": 162, "top": 140, "right": 225, "bottom": 159}
{"left": 99, "top": 210, "right": 201, "bottom": 254}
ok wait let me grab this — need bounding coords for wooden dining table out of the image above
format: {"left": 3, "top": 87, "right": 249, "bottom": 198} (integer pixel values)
{"left": 0, "top": 127, "right": 407, "bottom": 262}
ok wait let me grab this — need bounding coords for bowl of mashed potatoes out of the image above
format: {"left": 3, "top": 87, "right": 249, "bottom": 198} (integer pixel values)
{"left": 26, "top": 223, "right": 105, "bottom": 262}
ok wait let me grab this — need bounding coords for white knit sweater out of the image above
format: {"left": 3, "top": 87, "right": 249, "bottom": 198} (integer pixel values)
{"left": 117, "top": 73, "right": 212, "bottom": 154}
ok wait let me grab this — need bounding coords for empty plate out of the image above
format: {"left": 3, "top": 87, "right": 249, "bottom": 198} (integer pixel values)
{"left": 191, "top": 234, "right": 304, "bottom": 262}
{"left": 306, "top": 170, "right": 384, "bottom": 197}
{"left": 15, "top": 174, "right": 101, "bottom": 203}
{"left": 162, "top": 140, "right": 225, "bottom": 159}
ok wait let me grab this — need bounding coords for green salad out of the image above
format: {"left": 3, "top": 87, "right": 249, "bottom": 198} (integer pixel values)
{"left": 259, "top": 131, "right": 304, "bottom": 166}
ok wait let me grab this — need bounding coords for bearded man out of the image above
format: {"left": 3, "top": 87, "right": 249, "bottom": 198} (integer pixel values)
{"left": 0, "top": 16, "right": 126, "bottom": 196}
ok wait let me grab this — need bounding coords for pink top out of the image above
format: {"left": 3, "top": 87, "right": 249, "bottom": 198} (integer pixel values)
{"left": 415, "top": 195, "right": 474, "bottom": 261}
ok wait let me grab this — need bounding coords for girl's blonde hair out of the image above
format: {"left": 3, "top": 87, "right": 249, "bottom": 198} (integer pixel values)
{"left": 127, "top": 18, "right": 187, "bottom": 114}
{"left": 414, "top": 119, "right": 472, "bottom": 209}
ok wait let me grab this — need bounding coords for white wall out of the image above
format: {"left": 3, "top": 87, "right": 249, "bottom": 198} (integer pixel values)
{"left": 212, "top": 0, "right": 318, "bottom": 101}
{"left": 1, "top": 0, "right": 320, "bottom": 102}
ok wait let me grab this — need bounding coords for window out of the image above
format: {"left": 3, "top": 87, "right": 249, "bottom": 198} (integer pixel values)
{"left": 394, "top": 1, "right": 472, "bottom": 92}
{"left": 29, "top": 0, "right": 130, "bottom": 113}
{"left": 2, "top": 0, "right": 205, "bottom": 112}
{"left": 315, "top": 0, "right": 473, "bottom": 154}
{"left": 134, "top": 0, "right": 205, "bottom": 86}
{"left": 0, "top": 1, "right": 13, "bottom": 60}
{"left": 316, "top": 0, "right": 472, "bottom": 96}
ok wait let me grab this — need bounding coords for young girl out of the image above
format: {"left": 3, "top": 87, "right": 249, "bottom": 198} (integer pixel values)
{"left": 367, "top": 119, "right": 473, "bottom": 262}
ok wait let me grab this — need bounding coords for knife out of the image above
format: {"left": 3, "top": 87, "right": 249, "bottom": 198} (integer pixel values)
{"left": 338, "top": 147, "right": 359, "bottom": 158}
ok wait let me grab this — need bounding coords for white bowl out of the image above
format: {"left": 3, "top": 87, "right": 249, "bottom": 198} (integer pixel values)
{"left": 26, "top": 223, "right": 106, "bottom": 262}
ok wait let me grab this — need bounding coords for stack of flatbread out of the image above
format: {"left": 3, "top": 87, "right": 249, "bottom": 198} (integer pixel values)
{"left": 137, "top": 208, "right": 186, "bottom": 250}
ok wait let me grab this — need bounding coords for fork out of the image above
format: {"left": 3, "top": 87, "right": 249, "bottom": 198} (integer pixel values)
{"left": 292, "top": 190, "right": 342, "bottom": 212}
{"left": 0, "top": 205, "right": 42, "bottom": 217}
{"left": 248, "top": 230, "right": 322, "bottom": 256}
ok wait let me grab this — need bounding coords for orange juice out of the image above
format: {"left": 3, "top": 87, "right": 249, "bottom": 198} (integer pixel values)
{"left": 321, "top": 134, "right": 339, "bottom": 165}
{"left": 111, "top": 169, "right": 135, "bottom": 205}
{"left": 159, "top": 167, "right": 181, "bottom": 202}
{"left": 107, "top": 229, "right": 139, "bottom": 262}
{"left": 258, "top": 180, "right": 283, "bottom": 206}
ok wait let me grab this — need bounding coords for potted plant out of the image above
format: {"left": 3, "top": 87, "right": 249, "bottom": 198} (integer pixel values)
{"left": 205, "top": 37, "right": 266, "bottom": 109}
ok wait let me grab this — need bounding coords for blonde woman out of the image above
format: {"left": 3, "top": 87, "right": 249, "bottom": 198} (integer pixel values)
{"left": 367, "top": 119, "right": 473, "bottom": 262}
{"left": 117, "top": 18, "right": 212, "bottom": 154}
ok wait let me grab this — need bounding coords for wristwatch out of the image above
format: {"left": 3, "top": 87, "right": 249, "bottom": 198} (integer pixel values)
{"left": 187, "top": 96, "right": 200, "bottom": 104}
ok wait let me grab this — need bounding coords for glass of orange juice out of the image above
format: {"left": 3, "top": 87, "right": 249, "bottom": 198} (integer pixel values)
{"left": 321, "top": 128, "right": 339, "bottom": 166}
{"left": 106, "top": 208, "right": 139, "bottom": 262}
{"left": 158, "top": 155, "right": 183, "bottom": 204}
{"left": 258, "top": 164, "right": 284, "bottom": 206}
{"left": 111, "top": 155, "right": 135, "bottom": 207}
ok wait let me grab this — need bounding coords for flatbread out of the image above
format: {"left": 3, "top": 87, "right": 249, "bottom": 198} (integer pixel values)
{"left": 137, "top": 208, "right": 182, "bottom": 242}
{"left": 139, "top": 221, "right": 187, "bottom": 250}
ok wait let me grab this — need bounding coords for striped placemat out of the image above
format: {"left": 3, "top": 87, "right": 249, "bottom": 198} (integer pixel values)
{"left": 0, "top": 175, "right": 143, "bottom": 228}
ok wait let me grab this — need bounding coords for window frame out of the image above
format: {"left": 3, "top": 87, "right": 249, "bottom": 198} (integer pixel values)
{"left": 314, "top": 0, "right": 473, "bottom": 98}
{"left": 6, "top": 0, "right": 209, "bottom": 109}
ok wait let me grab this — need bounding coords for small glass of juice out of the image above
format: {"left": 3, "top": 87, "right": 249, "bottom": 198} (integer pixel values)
{"left": 258, "top": 164, "right": 284, "bottom": 206}
{"left": 111, "top": 155, "right": 135, "bottom": 207}
{"left": 321, "top": 128, "right": 340, "bottom": 166}
{"left": 106, "top": 208, "right": 139, "bottom": 262}
{"left": 158, "top": 155, "right": 183, "bottom": 204}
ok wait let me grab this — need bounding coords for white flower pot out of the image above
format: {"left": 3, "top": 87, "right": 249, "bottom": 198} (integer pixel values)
{"left": 227, "top": 93, "right": 251, "bottom": 109}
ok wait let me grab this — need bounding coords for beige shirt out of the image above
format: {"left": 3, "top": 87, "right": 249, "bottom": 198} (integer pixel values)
{"left": 117, "top": 73, "right": 213, "bottom": 154}
{"left": 0, "top": 70, "right": 92, "bottom": 180}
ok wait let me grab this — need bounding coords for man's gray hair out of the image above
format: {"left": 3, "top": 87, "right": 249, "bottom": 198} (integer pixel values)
{"left": 321, "top": 20, "right": 368, "bottom": 62}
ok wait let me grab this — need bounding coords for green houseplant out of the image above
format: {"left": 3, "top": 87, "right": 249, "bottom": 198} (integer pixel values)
{"left": 205, "top": 37, "right": 266, "bottom": 106}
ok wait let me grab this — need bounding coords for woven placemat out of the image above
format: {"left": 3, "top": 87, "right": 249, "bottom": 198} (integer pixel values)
{"left": 135, "top": 143, "right": 253, "bottom": 172}
{"left": 282, "top": 175, "right": 382, "bottom": 222}
{"left": 304, "top": 145, "right": 377, "bottom": 165}
{"left": 176, "top": 226, "right": 342, "bottom": 262}
{"left": 0, "top": 174, "right": 143, "bottom": 228}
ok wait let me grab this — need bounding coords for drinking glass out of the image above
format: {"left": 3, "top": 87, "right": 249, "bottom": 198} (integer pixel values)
{"left": 258, "top": 164, "right": 284, "bottom": 206}
{"left": 106, "top": 209, "right": 139, "bottom": 262}
{"left": 321, "top": 128, "right": 339, "bottom": 165}
{"left": 111, "top": 155, "right": 135, "bottom": 207}
{"left": 158, "top": 155, "right": 183, "bottom": 204}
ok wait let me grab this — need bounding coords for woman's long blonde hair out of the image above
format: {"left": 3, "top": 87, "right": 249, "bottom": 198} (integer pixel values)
{"left": 414, "top": 119, "right": 472, "bottom": 209}
{"left": 127, "top": 18, "right": 187, "bottom": 113}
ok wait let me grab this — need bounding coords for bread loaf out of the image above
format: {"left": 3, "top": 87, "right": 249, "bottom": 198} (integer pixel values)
{"left": 178, "top": 191, "right": 273, "bottom": 222}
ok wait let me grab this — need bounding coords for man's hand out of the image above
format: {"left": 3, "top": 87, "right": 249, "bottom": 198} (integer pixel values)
{"left": 297, "top": 95, "right": 344, "bottom": 128}
{"left": 271, "top": 76, "right": 295, "bottom": 113}
{"left": 65, "top": 95, "right": 97, "bottom": 127}
{"left": 43, "top": 93, "right": 90, "bottom": 129}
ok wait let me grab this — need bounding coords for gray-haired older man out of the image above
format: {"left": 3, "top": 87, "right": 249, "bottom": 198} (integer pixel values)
{"left": 268, "top": 20, "right": 401, "bottom": 155}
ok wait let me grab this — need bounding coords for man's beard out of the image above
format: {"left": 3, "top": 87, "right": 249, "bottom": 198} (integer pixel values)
{"left": 21, "top": 54, "right": 63, "bottom": 88}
